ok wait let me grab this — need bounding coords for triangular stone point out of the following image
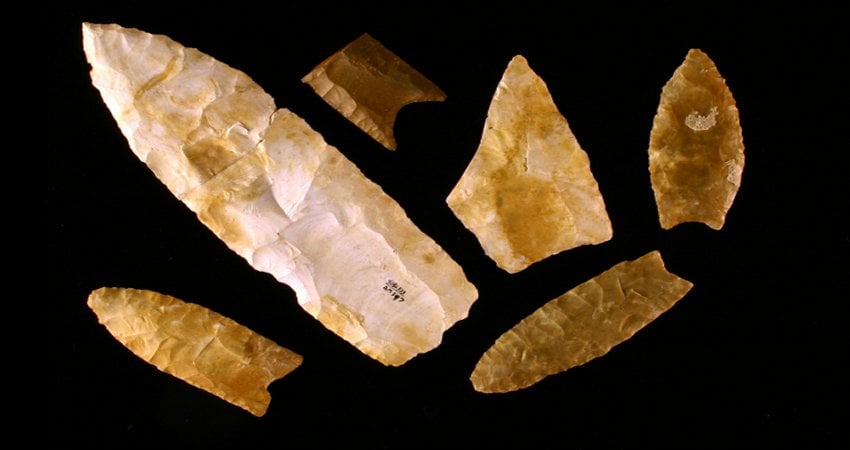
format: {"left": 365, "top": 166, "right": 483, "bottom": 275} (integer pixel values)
{"left": 447, "top": 55, "right": 612, "bottom": 273}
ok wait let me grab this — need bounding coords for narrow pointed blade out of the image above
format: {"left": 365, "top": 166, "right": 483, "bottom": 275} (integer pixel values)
{"left": 471, "top": 251, "right": 692, "bottom": 393}
{"left": 88, "top": 287, "right": 302, "bottom": 416}
{"left": 649, "top": 49, "right": 745, "bottom": 230}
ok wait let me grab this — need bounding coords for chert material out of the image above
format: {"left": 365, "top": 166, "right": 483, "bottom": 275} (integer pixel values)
{"left": 88, "top": 287, "right": 302, "bottom": 416}
{"left": 471, "top": 251, "right": 692, "bottom": 393}
{"left": 649, "top": 49, "right": 745, "bottom": 230}
{"left": 447, "top": 56, "right": 612, "bottom": 273}
{"left": 82, "top": 23, "right": 477, "bottom": 366}
{"left": 302, "top": 34, "right": 446, "bottom": 150}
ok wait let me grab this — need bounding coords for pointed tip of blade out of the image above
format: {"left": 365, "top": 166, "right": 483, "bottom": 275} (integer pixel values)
{"left": 508, "top": 54, "right": 529, "bottom": 65}
{"left": 86, "top": 286, "right": 108, "bottom": 309}
{"left": 685, "top": 48, "right": 716, "bottom": 67}
{"left": 81, "top": 22, "right": 110, "bottom": 40}
{"left": 687, "top": 47, "right": 707, "bottom": 57}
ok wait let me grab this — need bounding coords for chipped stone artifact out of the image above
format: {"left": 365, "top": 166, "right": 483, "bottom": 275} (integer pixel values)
{"left": 649, "top": 49, "right": 745, "bottom": 230}
{"left": 88, "top": 287, "right": 302, "bottom": 416}
{"left": 82, "top": 23, "right": 477, "bottom": 366}
{"left": 302, "top": 34, "right": 446, "bottom": 150}
{"left": 471, "top": 251, "right": 692, "bottom": 393}
{"left": 447, "top": 56, "right": 612, "bottom": 273}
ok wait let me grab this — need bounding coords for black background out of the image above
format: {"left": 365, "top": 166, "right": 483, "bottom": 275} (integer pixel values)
{"left": 44, "top": 4, "right": 847, "bottom": 448}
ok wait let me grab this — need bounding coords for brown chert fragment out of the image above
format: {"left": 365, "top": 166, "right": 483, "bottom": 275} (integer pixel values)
{"left": 649, "top": 49, "right": 745, "bottom": 230}
{"left": 302, "top": 34, "right": 446, "bottom": 150}
{"left": 470, "top": 251, "right": 693, "bottom": 393}
{"left": 447, "top": 55, "right": 612, "bottom": 273}
{"left": 88, "top": 287, "right": 302, "bottom": 416}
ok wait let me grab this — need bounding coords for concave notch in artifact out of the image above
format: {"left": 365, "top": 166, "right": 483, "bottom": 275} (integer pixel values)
{"left": 302, "top": 34, "right": 446, "bottom": 150}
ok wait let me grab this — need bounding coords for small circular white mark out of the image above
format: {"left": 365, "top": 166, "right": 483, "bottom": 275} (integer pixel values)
{"left": 685, "top": 106, "right": 718, "bottom": 131}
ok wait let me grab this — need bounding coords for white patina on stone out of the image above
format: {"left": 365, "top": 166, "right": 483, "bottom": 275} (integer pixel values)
{"left": 83, "top": 23, "right": 478, "bottom": 366}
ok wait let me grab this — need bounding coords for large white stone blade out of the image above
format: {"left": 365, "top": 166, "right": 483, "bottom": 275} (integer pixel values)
{"left": 82, "top": 23, "right": 478, "bottom": 366}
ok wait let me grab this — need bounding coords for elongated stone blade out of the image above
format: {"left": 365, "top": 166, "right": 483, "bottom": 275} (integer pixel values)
{"left": 88, "top": 287, "right": 302, "bottom": 416}
{"left": 471, "top": 251, "right": 692, "bottom": 393}
{"left": 302, "top": 34, "right": 446, "bottom": 150}
{"left": 82, "top": 23, "right": 477, "bottom": 366}
{"left": 447, "top": 56, "right": 612, "bottom": 273}
{"left": 649, "top": 49, "right": 745, "bottom": 230}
